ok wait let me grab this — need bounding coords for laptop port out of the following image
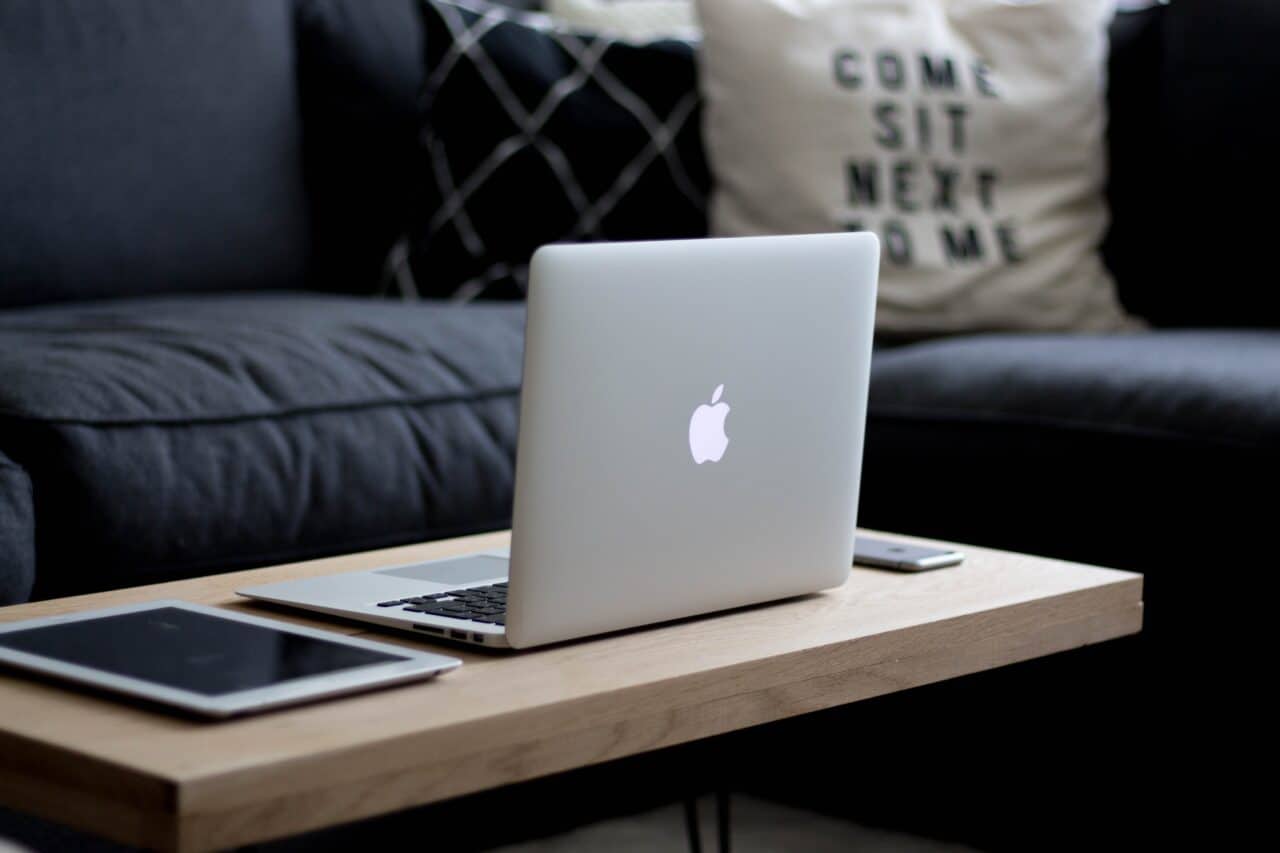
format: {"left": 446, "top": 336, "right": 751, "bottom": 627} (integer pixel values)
{"left": 450, "top": 629, "right": 468, "bottom": 640}
{"left": 413, "top": 625, "right": 444, "bottom": 635}
{"left": 472, "top": 633, "right": 485, "bottom": 643}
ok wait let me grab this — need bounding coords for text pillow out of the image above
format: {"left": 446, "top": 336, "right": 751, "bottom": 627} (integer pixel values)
{"left": 695, "top": 0, "right": 1135, "bottom": 335}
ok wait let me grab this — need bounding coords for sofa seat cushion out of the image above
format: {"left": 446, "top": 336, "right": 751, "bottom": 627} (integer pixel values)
{"left": 861, "top": 331, "right": 1280, "bottom": 631}
{"left": 0, "top": 294, "right": 524, "bottom": 600}
{"left": 870, "top": 331, "right": 1280, "bottom": 452}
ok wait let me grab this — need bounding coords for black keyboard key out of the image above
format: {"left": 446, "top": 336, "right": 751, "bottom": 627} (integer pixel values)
{"left": 397, "top": 583, "right": 509, "bottom": 625}
{"left": 376, "top": 600, "right": 402, "bottom": 607}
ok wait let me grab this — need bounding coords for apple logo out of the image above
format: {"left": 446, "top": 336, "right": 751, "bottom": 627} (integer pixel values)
{"left": 689, "top": 384, "right": 731, "bottom": 464}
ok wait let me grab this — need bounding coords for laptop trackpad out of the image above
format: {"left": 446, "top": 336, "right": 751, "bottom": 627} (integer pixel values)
{"left": 376, "top": 555, "right": 509, "bottom": 586}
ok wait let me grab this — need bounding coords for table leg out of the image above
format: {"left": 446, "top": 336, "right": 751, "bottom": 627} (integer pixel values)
{"left": 683, "top": 797, "right": 702, "bottom": 853}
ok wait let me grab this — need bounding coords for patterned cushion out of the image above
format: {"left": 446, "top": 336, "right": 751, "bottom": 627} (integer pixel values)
{"left": 409, "top": 0, "right": 710, "bottom": 300}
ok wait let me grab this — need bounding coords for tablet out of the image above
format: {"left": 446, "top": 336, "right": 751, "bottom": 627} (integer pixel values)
{"left": 0, "top": 600, "right": 461, "bottom": 717}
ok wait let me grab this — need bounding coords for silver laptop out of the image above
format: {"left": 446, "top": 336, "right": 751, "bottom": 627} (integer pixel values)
{"left": 239, "top": 233, "right": 880, "bottom": 649}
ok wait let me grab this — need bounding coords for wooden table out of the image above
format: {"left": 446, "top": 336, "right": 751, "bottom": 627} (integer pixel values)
{"left": 0, "top": 530, "right": 1142, "bottom": 852}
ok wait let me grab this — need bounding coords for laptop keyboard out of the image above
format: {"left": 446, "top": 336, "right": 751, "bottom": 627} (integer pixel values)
{"left": 376, "top": 582, "right": 507, "bottom": 626}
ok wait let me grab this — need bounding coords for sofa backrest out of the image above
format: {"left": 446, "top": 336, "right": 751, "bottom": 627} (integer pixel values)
{"left": 0, "top": 0, "right": 312, "bottom": 309}
{"left": 296, "top": 0, "right": 426, "bottom": 294}
{"left": 6, "top": 0, "right": 1269, "bottom": 324}
{"left": 1105, "top": 0, "right": 1280, "bottom": 327}
{"left": 295, "top": 0, "right": 536, "bottom": 294}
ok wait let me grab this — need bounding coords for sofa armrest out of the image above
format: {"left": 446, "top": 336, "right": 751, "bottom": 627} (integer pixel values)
{"left": 0, "top": 451, "right": 34, "bottom": 605}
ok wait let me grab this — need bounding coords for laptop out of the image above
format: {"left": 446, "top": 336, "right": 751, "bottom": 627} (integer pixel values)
{"left": 239, "top": 233, "right": 880, "bottom": 649}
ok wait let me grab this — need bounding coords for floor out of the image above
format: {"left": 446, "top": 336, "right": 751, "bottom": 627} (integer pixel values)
{"left": 495, "top": 795, "right": 979, "bottom": 853}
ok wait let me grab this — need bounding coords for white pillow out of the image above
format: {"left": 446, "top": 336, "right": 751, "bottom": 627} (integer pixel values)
{"left": 695, "top": 0, "right": 1136, "bottom": 334}
{"left": 547, "top": 0, "right": 698, "bottom": 40}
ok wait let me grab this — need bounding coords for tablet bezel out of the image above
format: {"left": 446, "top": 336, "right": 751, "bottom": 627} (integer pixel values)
{"left": 0, "top": 600, "right": 461, "bottom": 717}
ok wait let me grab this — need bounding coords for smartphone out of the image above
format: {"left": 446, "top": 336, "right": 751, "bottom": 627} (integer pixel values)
{"left": 853, "top": 536, "right": 964, "bottom": 572}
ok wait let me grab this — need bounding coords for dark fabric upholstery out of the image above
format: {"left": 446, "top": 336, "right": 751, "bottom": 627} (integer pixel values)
{"left": 858, "top": 333, "right": 1270, "bottom": 840}
{"left": 861, "top": 331, "right": 1280, "bottom": 647}
{"left": 0, "top": 450, "right": 35, "bottom": 605}
{"left": 1105, "top": 1, "right": 1280, "bottom": 327}
{"left": 1104, "top": 5, "right": 1166, "bottom": 318}
{"left": 0, "top": 295, "right": 524, "bottom": 600}
{"left": 293, "top": 0, "right": 548, "bottom": 294}
{"left": 0, "top": 0, "right": 312, "bottom": 309}
{"left": 296, "top": 0, "right": 425, "bottom": 293}
{"left": 869, "top": 331, "right": 1280, "bottom": 452}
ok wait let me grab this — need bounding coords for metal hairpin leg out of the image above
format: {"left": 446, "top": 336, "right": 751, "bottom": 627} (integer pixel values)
{"left": 683, "top": 797, "right": 703, "bottom": 853}
{"left": 716, "top": 790, "right": 731, "bottom": 853}
{"left": 683, "top": 792, "right": 732, "bottom": 853}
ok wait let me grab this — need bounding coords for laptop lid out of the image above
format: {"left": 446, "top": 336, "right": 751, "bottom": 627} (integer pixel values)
{"left": 506, "top": 233, "right": 879, "bottom": 648}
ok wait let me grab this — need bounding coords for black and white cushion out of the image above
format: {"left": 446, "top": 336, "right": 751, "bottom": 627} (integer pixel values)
{"left": 409, "top": 0, "right": 710, "bottom": 301}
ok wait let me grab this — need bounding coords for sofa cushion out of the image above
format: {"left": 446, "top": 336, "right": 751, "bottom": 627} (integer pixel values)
{"left": 297, "top": 0, "right": 426, "bottom": 293}
{"left": 294, "top": 0, "right": 564, "bottom": 296}
{"left": 1104, "top": 1, "right": 1280, "bottom": 327}
{"left": 409, "top": 0, "right": 711, "bottom": 301}
{"left": 870, "top": 331, "right": 1280, "bottom": 452}
{"left": 1103, "top": 4, "right": 1165, "bottom": 320}
{"left": 0, "top": 295, "right": 524, "bottom": 600}
{"left": 860, "top": 331, "right": 1280, "bottom": 631}
{"left": 0, "top": 0, "right": 311, "bottom": 309}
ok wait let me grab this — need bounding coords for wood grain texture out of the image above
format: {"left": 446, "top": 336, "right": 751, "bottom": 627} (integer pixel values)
{"left": 0, "top": 530, "right": 1142, "bottom": 852}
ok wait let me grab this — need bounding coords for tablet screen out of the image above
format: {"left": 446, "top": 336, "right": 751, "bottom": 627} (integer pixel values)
{"left": 0, "top": 606, "right": 406, "bottom": 696}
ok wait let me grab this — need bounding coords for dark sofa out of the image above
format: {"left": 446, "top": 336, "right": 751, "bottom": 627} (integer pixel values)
{"left": 3, "top": 0, "right": 1275, "bottom": 619}
{"left": 0, "top": 0, "right": 1275, "bottom": 846}
{"left": 0, "top": 0, "right": 528, "bottom": 604}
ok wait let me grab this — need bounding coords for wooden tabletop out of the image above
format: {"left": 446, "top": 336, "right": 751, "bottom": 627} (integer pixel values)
{"left": 0, "top": 530, "right": 1142, "bottom": 852}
